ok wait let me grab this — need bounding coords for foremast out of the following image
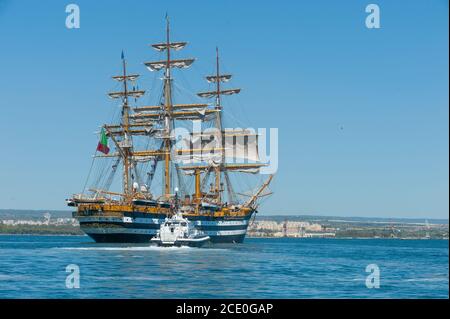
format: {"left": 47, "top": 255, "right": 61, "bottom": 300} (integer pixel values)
{"left": 106, "top": 52, "right": 145, "bottom": 200}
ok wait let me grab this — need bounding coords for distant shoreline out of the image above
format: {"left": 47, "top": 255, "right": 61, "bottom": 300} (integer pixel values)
{"left": 247, "top": 236, "right": 449, "bottom": 240}
{"left": 0, "top": 233, "right": 448, "bottom": 240}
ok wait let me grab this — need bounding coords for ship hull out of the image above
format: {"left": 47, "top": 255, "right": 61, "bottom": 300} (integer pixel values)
{"left": 74, "top": 211, "right": 253, "bottom": 244}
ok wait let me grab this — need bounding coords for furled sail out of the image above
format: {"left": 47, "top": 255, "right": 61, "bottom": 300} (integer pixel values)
{"left": 151, "top": 42, "right": 187, "bottom": 51}
{"left": 132, "top": 155, "right": 159, "bottom": 163}
{"left": 172, "top": 103, "right": 209, "bottom": 110}
{"left": 112, "top": 74, "right": 140, "bottom": 82}
{"left": 190, "top": 129, "right": 257, "bottom": 138}
{"left": 108, "top": 90, "right": 145, "bottom": 99}
{"left": 179, "top": 163, "right": 266, "bottom": 175}
{"left": 133, "top": 103, "right": 209, "bottom": 113}
{"left": 108, "top": 128, "right": 155, "bottom": 136}
{"left": 131, "top": 109, "right": 217, "bottom": 121}
{"left": 233, "top": 168, "right": 260, "bottom": 174}
{"left": 206, "top": 74, "right": 232, "bottom": 83}
{"left": 130, "top": 112, "right": 160, "bottom": 119}
{"left": 144, "top": 59, "right": 195, "bottom": 71}
{"left": 133, "top": 105, "right": 162, "bottom": 112}
{"left": 129, "top": 118, "right": 161, "bottom": 125}
{"left": 197, "top": 88, "right": 241, "bottom": 98}
{"left": 174, "top": 153, "right": 223, "bottom": 165}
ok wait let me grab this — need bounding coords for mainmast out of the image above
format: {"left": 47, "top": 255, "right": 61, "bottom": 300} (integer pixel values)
{"left": 121, "top": 53, "right": 131, "bottom": 196}
{"left": 142, "top": 15, "right": 200, "bottom": 198}
{"left": 163, "top": 16, "right": 173, "bottom": 197}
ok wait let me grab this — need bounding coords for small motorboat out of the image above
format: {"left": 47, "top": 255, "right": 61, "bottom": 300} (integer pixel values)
{"left": 151, "top": 212, "right": 210, "bottom": 247}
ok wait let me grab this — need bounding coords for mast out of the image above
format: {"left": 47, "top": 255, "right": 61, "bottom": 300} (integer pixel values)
{"left": 121, "top": 52, "right": 131, "bottom": 196}
{"left": 143, "top": 15, "right": 197, "bottom": 199}
{"left": 215, "top": 47, "right": 221, "bottom": 108}
{"left": 197, "top": 48, "right": 242, "bottom": 203}
{"left": 214, "top": 47, "right": 222, "bottom": 201}
{"left": 106, "top": 52, "right": 146, "bottom": 199}
{"left": 163, "top": 15, "right": 173, "bottom": 197}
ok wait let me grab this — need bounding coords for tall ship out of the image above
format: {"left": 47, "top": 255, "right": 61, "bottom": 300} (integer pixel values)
{"left": 67, "top": 17, "right": 274, "bottom": 243}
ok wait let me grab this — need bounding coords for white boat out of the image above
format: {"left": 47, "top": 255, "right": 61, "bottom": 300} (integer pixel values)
{"left": 151, "top": 212, "right": 210, "bottom": 247}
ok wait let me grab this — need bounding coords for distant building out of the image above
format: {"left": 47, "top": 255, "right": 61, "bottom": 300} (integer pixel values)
{"left": 247, "top": 219, "right": 335, "bottom": 238}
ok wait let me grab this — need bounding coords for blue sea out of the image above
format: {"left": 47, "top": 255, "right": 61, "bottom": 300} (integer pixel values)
{"left": 0, "top": 235, "right": 447, "bottom": 298}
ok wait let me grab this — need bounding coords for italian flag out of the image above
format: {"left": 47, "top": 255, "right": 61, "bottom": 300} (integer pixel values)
{"left": 96, "top": 128, "right": 110, "bottom": 154}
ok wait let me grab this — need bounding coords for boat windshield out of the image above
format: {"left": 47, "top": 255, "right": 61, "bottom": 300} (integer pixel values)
{"left": 165, "top": 221, "right": 182, "bottom": 226}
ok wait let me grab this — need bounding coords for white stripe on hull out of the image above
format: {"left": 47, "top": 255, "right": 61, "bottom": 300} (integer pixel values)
{"left": 122, "top": 217, "right": 165, "bottom": 224}
{"left": 81, "top": 227, "right": 247, "bottom": 236}
{"left": 191, "top": 220, "right": 249, "bottom": 226}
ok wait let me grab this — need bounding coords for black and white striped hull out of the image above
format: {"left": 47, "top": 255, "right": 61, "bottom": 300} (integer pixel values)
{"left": 75, "top": 211, "right": 253, "bottom": 244}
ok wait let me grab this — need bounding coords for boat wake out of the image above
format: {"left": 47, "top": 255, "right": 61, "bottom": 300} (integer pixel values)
{"left": 55, "top": 246, "right": 226, "bottom": 252}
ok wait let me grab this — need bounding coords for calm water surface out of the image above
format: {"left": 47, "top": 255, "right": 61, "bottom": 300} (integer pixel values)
{"left": 0, "top": 235, "right": 447, "bottom": 298}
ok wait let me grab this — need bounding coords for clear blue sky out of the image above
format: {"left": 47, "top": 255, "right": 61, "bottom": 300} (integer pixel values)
{"left": 0, "top": 0, "right": 448, "bottom": 218}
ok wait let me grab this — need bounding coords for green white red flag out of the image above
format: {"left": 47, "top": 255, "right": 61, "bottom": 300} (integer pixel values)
{"left": 96, "top": 128, "right": 110, "bottom": 154}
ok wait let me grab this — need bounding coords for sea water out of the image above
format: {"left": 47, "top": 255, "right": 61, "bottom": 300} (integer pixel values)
{"left": 0, "top": 235, "right": 447, "bottom": 298}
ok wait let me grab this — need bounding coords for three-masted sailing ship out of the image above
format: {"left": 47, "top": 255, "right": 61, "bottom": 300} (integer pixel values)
{"left": 67, "top": 18, "right": 273, "bottom": 243}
